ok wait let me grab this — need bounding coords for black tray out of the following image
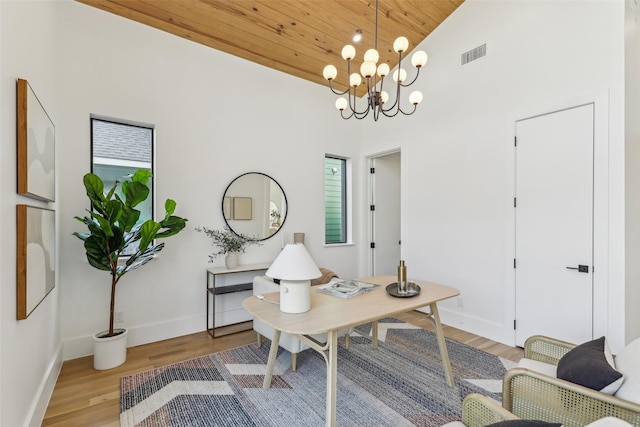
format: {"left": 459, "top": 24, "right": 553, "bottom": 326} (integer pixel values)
{"left": 386, "top": 282, "right": 421, "bottom": 298}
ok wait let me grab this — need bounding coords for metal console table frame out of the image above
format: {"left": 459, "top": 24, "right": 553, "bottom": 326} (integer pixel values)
{"left": 206, "top": 262, "right": 271, "bottom": 337}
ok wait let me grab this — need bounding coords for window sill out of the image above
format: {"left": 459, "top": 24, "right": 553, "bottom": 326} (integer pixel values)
{"left": 323, "top": 243, "right": 355, "bottom": 248}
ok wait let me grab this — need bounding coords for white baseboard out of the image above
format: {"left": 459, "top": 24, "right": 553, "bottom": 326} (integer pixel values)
{"left": 62, "top": 310, "right": 251, "bottom": 361}
{"left": 27, "top": 343, "right": 63, "bottom": 427}
{"left": 421, "top": 306, "right": 517, "bottom": 348}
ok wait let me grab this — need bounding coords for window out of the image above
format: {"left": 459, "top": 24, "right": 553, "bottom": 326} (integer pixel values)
{"left": 91, "top": 116, "right": 154, "bottom": 253}
{"left": 325, "top": 156, "right": 347, "bottom": 244}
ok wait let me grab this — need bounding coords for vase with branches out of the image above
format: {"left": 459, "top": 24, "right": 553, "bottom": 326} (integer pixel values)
{"left": 196, "top": 225, "right": 261, "bottom": 268}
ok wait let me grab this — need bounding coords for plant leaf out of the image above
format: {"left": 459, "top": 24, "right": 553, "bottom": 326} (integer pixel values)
{"left": 132, "top": 169, "right": 153, "bottom": 185}
{"left": 139, "top": 220, "right": 161, "bottom": 252}
{"left": 83, "top": 174, "right": 105, "bottom": 203}
{"left": 164, "top": 199, "right": 176, "bottom": 219}
{"left": 124, "top": 181, "right": 150, "bottom": 208}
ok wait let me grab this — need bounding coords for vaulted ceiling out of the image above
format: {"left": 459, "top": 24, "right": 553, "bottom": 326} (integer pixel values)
{"left": 76, "top": 0, "right": 464, "bottom": 94}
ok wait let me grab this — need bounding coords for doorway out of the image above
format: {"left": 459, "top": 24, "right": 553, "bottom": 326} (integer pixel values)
{"left": 369, "top": 151, "right": 401, "bottom": 276}
{"left": 514, "top": 103, "right": 594, "bottom": 346}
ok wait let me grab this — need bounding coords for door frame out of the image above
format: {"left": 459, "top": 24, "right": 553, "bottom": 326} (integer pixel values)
{"left": 364, "top": 147, "right": 404, "bottom": 277}
{"left": 506, "top": 90, "right": 610, "bottom": 346}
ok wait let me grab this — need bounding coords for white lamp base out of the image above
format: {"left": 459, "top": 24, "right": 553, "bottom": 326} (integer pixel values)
{"left": 279, "top": 279, "right": 311, "bottom": 313}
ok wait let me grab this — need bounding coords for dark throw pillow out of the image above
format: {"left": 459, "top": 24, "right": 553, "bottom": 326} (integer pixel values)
{"left": 556, "top": 336, "right": 623, "bottom": 394}
{"left": 489, "top": 421, "right": 562, "bottom": 427}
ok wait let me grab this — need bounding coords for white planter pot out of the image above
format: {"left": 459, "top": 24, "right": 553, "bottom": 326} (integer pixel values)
{"left": 93, "top": 328, "right": 128, "bottom": 370}
{"left": 225, "top": 252, "right": 239, "bottom": 269}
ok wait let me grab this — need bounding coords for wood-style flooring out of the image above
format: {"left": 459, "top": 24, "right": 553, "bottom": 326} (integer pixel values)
{"left": 42, "top": 312, "right": 523, "bottom": 427}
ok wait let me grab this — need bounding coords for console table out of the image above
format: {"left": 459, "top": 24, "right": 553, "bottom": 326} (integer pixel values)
{"left": 206, "top": 262, "right": 271, "bottom": 337}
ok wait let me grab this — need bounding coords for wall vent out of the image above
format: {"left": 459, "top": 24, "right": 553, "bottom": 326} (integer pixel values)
{"left": 461, "top": 44, "right": 486, "bottom": 65}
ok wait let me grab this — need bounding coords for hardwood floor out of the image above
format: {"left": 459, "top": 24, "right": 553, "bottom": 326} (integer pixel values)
{"left": 42, "top": 313, "right": 523, "bottom": 427}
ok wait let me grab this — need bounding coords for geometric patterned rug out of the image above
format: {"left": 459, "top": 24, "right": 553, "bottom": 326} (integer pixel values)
{"left": 120, "top": 318, "right": 519, "bottom": 427}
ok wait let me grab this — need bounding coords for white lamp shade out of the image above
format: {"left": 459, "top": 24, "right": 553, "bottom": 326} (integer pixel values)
{"left": 349, "top": 72, "right": 362, "bottom": 87}
{"left": 266, "top": 244, "right": 321, "bottom": 281}
{"left": 409, "top": 91, "right": 423, "bottom": 105}
{"left": 411, "top": 50, "right": 428, "bottom": 68}
{"left": 364, "top": 48, "right": 379, "bottom": 63}
{"left": 393, "top": 36, "right": 409, "bottom": 53}
{"left": 323, "top": 64, "right": 337, "bottom": 80}
{"left": 377, "top": 63, "right": 390, "bottom": 77}
{"left": 341, "top": 44, "right": 356, "bottom": 60}
{"left": 335, "top": 97, "right": 348, "bottom": 111}
{"left": 360, "top": 61, "right": 376, "bottom": 78}
{"left": 380, "top": 91, "right": 389, "bottom": 104}
{"left": 393, "top": 68, "right": 407, "bottom": 83}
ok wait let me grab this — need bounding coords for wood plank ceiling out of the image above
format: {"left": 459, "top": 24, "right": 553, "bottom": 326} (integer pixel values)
{"left": 76, "top": 0, "right": 463, "bottom": 95}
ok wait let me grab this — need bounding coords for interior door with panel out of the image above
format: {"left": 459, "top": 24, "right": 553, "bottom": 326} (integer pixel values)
{"left": 514, "top": 104, "right": 594, "bottom": 347}
{"left": 370, "top": 152, "right": 401, "bottom": 276}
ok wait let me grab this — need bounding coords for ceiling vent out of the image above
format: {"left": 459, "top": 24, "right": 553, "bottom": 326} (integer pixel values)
{"left": 461, "top": 44, "right": 486, "bottom": 65}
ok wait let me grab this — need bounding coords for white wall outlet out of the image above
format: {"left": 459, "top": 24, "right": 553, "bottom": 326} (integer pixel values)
{"left": 115, "top": 311, "right": 124, "bottom": 323}
{"left": 457, "top": 298, "right": 464, "bottom": 308}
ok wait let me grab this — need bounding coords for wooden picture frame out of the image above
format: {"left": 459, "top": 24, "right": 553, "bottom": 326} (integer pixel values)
{"left": 17, "top": 205, "right": 56, "bottom": 320}
{"left": 233, "top": 197, "right": 252, "bottom": 220}
{"left": 17, "top": 78, "right": 56, "bottom": 202}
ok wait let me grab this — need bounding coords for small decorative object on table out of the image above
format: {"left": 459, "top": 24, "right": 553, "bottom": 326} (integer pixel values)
{"left": 386, "top": 259, "right": 421, "bottom": 297}
{"left": 397, "top": 260, "right": 408, "bottom": 294}
{"left": 195, "top": 225, "right": 261, "bottom": 269}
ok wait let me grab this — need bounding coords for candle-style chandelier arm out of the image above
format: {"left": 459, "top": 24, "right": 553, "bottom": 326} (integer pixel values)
{"left": 399, "top": 66, "right": 422, "bottom": 87}
{"left": 327, "top": 80, "right": 350, "bottom": 96}
{"left": 346, "top": 88, "right": 372, "bottom": 118}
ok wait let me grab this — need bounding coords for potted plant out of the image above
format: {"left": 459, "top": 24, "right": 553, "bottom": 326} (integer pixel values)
{"left": 195, "top": 225, "right": 261, "bottom": 269}
{"left": 73, "top": 169, "right": 187, "bottom": 370}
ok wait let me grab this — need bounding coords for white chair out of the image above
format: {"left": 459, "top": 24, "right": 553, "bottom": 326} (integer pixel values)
{"left": 252, "top": 273, "right": 351, "bottom": 371}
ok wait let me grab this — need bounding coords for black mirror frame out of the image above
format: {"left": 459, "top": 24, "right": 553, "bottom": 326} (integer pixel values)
{"left": 222, "top": 172, "right": 287, "bottom": 241}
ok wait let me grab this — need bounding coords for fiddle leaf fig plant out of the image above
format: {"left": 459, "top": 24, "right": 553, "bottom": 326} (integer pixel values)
{"left": 73, "top": 169, "right": 188, "bottom": 337}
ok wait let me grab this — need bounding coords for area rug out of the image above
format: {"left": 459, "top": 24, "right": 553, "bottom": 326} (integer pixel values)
{"left": 120, "top": 318, "right": 518, "bottom": 427}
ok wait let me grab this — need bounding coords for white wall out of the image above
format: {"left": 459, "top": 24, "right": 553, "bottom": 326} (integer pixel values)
{"left": 56, "top": 1, "right": 362, "bottom": 360}
{"left": 625, "top": 0, "right": 640, "bottom": 344}
{"left": 1, "top": 2, "right": 63, "bottom": 427}
{"left": 0, "top": 0, "right": 636, "bottom": 425}
{"left": 360, "top": 0, "right": 628, "bottom": 350}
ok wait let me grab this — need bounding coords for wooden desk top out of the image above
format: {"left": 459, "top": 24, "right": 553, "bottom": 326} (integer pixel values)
{"left": 243, "top": 275, "right": 459, "bottom": 335}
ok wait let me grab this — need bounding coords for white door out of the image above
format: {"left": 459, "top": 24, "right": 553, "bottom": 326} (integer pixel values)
{"left": 371, "top": 152, "right": 401, "bottom": 276}
{"left": 515, "top": 104, "right": 594, "bottom": 347}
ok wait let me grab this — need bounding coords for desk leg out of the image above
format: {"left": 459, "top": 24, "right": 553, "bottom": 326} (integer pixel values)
{"left": 429, "top": 302, "right": 455, "bottom": 387}
{"left": 325, "top": 330, "right": 338, "bottom": 427}
{"left": 263, "top": 329, "right": 281, "bottom": 389}
{"left": 371, "top": 320, "right": 379, "bottom": 349}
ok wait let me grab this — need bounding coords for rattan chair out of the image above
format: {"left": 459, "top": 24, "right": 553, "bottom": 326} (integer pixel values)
{"left": 442, "top": 393, "right": 519, "bottom": 427}
{"left": 502, "top": 336, "right": 640, "bottom": 427}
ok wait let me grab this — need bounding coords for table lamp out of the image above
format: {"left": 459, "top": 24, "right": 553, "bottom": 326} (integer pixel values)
{"left": 266, "top": 243, "right": 321, "bottom": 313}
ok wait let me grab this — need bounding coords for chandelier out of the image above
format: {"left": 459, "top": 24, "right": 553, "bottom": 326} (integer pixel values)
{"left": 322, "top": 0, "right": 428, "bottom": 121}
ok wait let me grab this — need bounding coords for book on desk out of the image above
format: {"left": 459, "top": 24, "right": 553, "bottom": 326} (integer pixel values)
{"left": 316, "top": 279, "right": 379, "bottom": 298}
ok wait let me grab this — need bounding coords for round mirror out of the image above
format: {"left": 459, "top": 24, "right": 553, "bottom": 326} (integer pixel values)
{"left": 222, "top": 172, "right": 287, "bottom": 241}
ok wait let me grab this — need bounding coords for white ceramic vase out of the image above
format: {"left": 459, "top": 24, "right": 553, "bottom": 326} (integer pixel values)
{"left": 225, "top": 252, "right": 239, "bottom": 269}
{"left": 93, "top": 328, "right": 128, "bottom": 370}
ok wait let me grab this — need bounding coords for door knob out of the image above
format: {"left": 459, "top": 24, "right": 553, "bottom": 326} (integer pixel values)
{"left": 566, "top": 265, "right": 589, "bottom": 273}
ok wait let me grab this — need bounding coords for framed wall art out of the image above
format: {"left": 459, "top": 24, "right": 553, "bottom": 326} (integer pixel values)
{"left": 17, "top": 205, "right": 56, "bottom": 320}
{"left": 233, "top": 197, "right": 252, "bottom": 220}
{"left": 17, "top": 78, "right": 56, "bottom": 202}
